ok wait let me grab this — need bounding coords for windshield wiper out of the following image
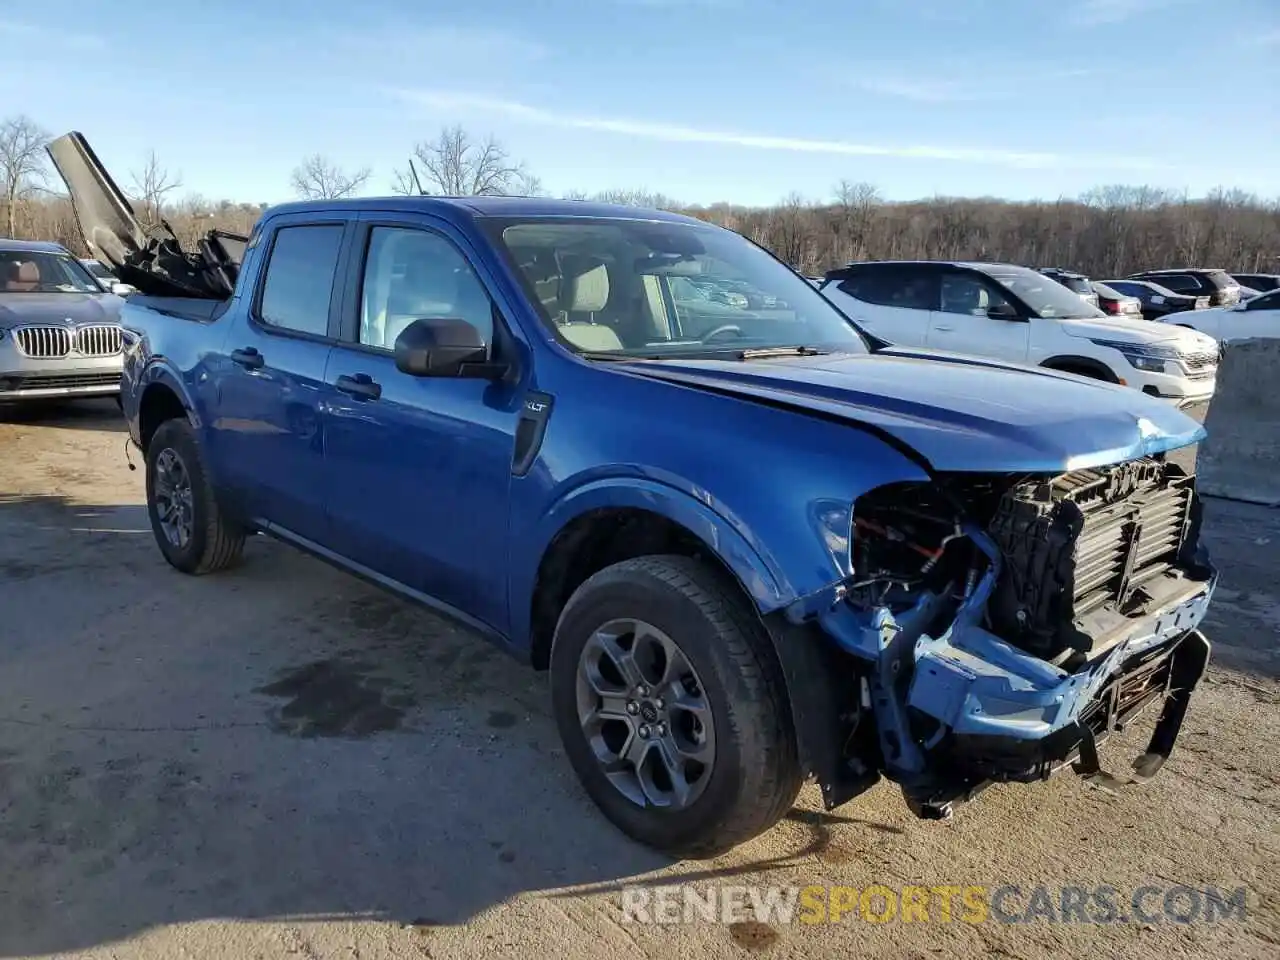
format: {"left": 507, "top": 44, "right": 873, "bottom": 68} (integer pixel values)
{"left": 736, "top": 345, "right": 829, "bottom": 359}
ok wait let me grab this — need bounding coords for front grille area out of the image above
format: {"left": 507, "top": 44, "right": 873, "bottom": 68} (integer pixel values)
{"left": 74, "top": 324, "right": 123, "bottom": 357}
{"left": 14, "top": 326, "right": 72, "bottom": 358}
{"left": 1182, "top": 350, "right": 1218, "bottom": 380}
{"left": 989, "top": 459, "right": 1195, "bottom": 658}
{"left": 0, "top": 372, "right": 121, "bottom": 392}
{"left": 11, "top": 324, "right": 123, "bottom": 359}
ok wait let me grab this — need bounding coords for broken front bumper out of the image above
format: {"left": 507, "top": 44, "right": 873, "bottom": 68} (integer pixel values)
{"left": 803, "top": 536, "right": 1216, "bottom": 817}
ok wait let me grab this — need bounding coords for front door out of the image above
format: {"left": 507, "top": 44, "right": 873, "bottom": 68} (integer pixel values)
{"left": 927, "top": 272, "right": 1031, "bottom": 362}
{"left": 321, "top": 217, "right": 522, "bottom": 632}
{"left": 206, "top": 218, "right": 348, "bottom": 541}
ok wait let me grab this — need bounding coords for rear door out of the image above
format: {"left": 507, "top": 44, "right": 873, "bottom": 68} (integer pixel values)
{"left": 205, "top": 214, "right": 352, "bottom": 541}
{"left": 1227, "top": 289, "right": 1280, "bottom": 340}
{"left": 825, "top": 265, "right": 936, "bottom": 346}
{"left": 320, "top": 213, "right": 524, "bottom": 631}
{"left": 927, "top": 269, "right": 1031, "bottom": 361}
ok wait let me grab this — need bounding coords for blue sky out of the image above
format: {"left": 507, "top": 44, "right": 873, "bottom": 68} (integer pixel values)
{"left": 4, "top": 0, "right": 1278, "bottom": 206}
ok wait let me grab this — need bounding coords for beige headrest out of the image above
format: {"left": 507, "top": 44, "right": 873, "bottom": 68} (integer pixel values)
{"left": 561, "top": 263, "right": 609, "bottom": 313}
{"left": 559, "top": 322, "right": 623, "bottom": 351}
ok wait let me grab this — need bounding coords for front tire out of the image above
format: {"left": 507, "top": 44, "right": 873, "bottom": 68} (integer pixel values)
{"left": 145, "top": 417, "right": 246, "bottom": 574}
{"left": 550, "top": 555, "right": 802, "bottom": 858}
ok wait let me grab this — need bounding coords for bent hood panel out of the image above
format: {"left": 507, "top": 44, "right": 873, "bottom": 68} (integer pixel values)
{"left": 615, "top": 351, "right": 1205, "bottom": 473}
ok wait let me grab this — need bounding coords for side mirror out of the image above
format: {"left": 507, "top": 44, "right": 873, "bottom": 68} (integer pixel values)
{"left": 987, "top": 303, "right": 1020, "bottom": 320}
{"left": 393, "top": 317, "right": 500, "bottom": 378}
{"left": 111, "top": 282, "right": 136, "bottom": 296}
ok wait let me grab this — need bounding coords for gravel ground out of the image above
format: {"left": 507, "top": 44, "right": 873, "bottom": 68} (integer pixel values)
{"left": 0, "top": 399, "right": 1276, "bottom": 960}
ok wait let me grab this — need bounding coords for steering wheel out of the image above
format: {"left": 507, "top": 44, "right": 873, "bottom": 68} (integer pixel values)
{"left": 700, "top": 324, "right": 744, "bottom": 343}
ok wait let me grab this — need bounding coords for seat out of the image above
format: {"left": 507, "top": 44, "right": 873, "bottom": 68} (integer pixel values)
{"left": 4, "top": 261, "right": 40, "bottom": 292}
{"left": 556, "top": 261, "right": 623, "bottom": 351}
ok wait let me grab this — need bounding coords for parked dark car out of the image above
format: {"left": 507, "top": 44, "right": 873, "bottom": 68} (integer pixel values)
{"left": 1126, "top": 269, "right": 1242, "bottom": 307}
{"left": 1230, "top": 273, "right": 1280, "bottom": 293}
{"left": 1102, "top": 279, "right": 1209, "bottom": 322}
{"left": 1040, "top": 267, "right": 1100, "bottom": 309}
{"left": 1237, "top": 285, "right": 1263, "bottom": 303}
{"left": 1091, "top": 281, "right": 1143, "bottom": 319}
{"left": 48, "top": 129, "right": 1220, "bottom": 859}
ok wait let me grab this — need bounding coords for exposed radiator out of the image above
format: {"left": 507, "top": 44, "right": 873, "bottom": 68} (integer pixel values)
{"left": 988, "top": 459, "right": 1195, "bottom": 658}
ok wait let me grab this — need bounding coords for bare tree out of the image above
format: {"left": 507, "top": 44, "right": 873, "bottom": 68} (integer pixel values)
{"left": 0, "top": 115, "right": 50, "bottom": 238}
{"left": 400, "top": 126, "right": 531, "bottom": 196}
{"left": 290, "top": 154, "right": 371, "bottom": 200}
{"left": 129, "top": 150, "right": 182, "bottom": 227}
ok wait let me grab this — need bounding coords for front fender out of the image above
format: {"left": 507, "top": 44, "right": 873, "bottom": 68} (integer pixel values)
{"left": 507, "top": 476, "right": 791, "bottom": 649}
{"left": 125, "top": 357, "right": 198, "bottom": 447}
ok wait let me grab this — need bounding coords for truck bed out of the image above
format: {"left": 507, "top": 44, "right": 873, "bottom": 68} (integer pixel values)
{"left": 46, "top": 132, "right": 247, "bottom": 301}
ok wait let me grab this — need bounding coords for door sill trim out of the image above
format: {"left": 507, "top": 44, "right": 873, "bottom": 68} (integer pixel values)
{"left": 254, "top": 520, "right": 522, "bottom": 660}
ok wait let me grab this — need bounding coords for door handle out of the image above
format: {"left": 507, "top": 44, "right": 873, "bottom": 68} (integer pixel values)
{"left": 335, "top": 373, "right": 382, "bottom": 401}
{"left": 933, "top": 324, "right": 955, "bottom": 332}
{"left": 230, "top": 346, "right": 264, "bottom": 369}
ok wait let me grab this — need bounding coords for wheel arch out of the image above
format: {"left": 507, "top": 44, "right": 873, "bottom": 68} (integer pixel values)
{"left": 521, "top": 481, "right": 794, "bottom": 672}
{"left": 1040, "top": 354, "right": 1121, "bottom": 382}
{"left": 137, "top": 378, "right": 191, "bottom": 453}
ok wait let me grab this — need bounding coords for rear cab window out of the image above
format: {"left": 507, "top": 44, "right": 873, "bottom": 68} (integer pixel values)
{"left": 255, "top": 224, "right": 345, "bottom": 337}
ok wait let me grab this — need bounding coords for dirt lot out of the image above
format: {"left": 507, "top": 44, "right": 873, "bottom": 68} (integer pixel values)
{"left": 0, "top": 400, "right": 1276, "bottom": 960}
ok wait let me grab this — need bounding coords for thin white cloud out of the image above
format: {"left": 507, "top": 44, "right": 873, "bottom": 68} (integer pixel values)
{"left": 830, "top": 66, "right": 1107, "bottom": 104}
{"left": 1072, "top": 0, "right": 1171, "bottom": 25}
{"left": 0, "top": 19, "right": 105, "bottom": 50}
{"left": 1248, "top": 27, "right": 1280, "bottom": 46}
{"left": 853, "top": 76, "right": 986, "bottom": 104}
{"left": 388, "top": 88, "right": 1160, "bottom": 172}
{"left": 338, "top": 25, "right": 546, "bottom": 62}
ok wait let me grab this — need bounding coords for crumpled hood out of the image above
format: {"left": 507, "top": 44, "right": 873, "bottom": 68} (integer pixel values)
{"left": 1057, "top": 314, "right": 1213, "bottom": 350}
{"left": 616, "top": 349, "right": 1206, "bottom": 473}
{"left": 0, "top": 292, "right": 123, "bottom": 326}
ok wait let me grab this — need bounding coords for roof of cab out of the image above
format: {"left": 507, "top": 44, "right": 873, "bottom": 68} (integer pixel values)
{"left": 0, "top": 238, "right": 73, "bottom": 253}
{"left": 260, "top": 195, "right": 704, "bottom": 225}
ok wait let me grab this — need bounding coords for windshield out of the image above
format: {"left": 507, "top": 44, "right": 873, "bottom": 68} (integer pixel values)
{"left": 1, "top": 251, "right": 102, "bottom": 294}
{"left": 490, "top": 217, "right": 870, "bottom": 357}
{"left": 82, "top": 260, "right": 114, "bottom": 281}
{"left": 985, "top": 267, "right": 1106, "bottom": 319}
{"left": 1049, "top": 273, "right": 1093, "bottom": 295}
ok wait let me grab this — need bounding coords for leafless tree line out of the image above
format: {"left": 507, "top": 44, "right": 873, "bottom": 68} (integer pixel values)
{"left": 4, "top": 114, "right": 1277, "bottom": 276}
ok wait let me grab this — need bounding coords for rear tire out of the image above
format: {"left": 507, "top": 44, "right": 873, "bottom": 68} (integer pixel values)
{"left": 145, "top": 417, "right": 246, "bottom": 574}
{"left": 550, "top": 555, "right": 802, "bottom": 859}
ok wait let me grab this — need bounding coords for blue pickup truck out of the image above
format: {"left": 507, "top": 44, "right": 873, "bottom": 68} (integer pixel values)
{"left": 49, "top": 132, "right": 1216, "bottom": 858}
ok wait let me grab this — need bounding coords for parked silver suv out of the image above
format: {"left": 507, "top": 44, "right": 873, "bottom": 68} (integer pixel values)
{"left": 0, "top": 239, "right": 125, "bottom": 403}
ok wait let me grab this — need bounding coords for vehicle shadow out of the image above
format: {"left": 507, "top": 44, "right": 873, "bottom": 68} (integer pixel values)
{"left": 0, "top": 494, "right": 877, "bottom": 956}
{"left": 0, "top": 398, "right": 127, "bottom": 433}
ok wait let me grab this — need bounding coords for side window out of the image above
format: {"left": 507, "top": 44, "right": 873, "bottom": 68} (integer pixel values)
{"left": 257, "top": 225, "right": 344, "bottom": 336}
{"left": 1246, "top": 290, "right": 1280, "bottom": 311}
{"left": 838, "top": 270, "right": 935, "bottom": 310}
{"left": 1158, "top": 274, "right": 1196, "bottom": 293}
{"left": 940, "top": 274, "right": 1013, "bottom": 316}
{"left": 359, "top": 226, "right": 493, "bottom": 350}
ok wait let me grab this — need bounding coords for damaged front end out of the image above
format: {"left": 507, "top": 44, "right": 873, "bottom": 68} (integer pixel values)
{"left": 779, "top": 456, "right": 1216, "bottom": 819}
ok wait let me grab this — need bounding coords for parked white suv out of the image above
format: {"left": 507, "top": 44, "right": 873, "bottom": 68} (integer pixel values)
{"left": 819, "top": 261, "right": 1219, "bottom": 406}
{"left": 1156, "top": 287, "right": 1280, "bottom": 343}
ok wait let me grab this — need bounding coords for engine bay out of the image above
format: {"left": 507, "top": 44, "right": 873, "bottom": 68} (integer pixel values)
{"left": 848, "top": 457, "right": 1199, "bottom": 669}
